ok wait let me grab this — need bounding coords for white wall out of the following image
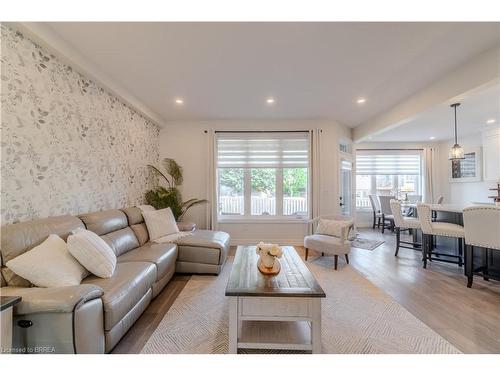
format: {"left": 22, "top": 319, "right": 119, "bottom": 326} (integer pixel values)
{"left": 159, "top": 120, "right": 351, "bottom": 245}
{"left": 436, "top": 132, "right": 494, "bottom": 204}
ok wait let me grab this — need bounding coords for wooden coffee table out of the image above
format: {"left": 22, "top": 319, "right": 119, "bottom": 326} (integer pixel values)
{"left": 225, "top": 245, "right": 325, "bottom": 354}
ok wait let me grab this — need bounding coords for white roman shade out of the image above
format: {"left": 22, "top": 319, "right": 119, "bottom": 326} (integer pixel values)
{"left": 216, "top": 132, "right": 309, "bottom": 168}
{"left": 356, "top": 150, "right": 422, "bottom": 175}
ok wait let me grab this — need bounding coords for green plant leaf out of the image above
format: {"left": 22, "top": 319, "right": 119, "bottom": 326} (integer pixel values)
{"left": 178, "top": 199, "right": 208, "bottom": 221}
{"left": 162, "top": 158, "right": 183, "bottom": 186}
{"left": 147, "top": 164, "right": 171, "bottom": 188}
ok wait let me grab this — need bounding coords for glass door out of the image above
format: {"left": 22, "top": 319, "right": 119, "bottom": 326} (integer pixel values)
{"left": 339, "top": 158, "right": 353, "bottom": 216}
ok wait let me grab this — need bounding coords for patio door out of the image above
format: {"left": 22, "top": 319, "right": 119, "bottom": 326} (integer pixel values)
{"left": 339, "top": 157, "right": 354, "bottom": 216}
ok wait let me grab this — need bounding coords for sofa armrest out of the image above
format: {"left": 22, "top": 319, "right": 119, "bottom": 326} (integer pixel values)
{"left": 1, "top": 284, "right": 103, "bottom": 315}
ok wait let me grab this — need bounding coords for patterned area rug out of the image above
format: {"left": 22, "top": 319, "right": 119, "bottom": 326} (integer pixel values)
{"left": 141, "top": 256, "right": 460, "bottom": 354}
{"left": 351, "top": 237, "right": 384, "bottom": 250}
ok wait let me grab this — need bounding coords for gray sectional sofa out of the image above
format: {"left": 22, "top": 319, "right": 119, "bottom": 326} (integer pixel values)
{"left": 0, "top": 206, "right": 230, "bottom": 353}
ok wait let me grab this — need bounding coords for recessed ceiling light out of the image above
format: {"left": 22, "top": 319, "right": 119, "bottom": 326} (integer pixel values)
{"left": 356, "top": 98, "right": 366, "bottom": 105}
{"left": 175, "top": 98, "right": 184, "bottom": 105}
{"left": 266, "top": 97, "right": 275, "bottom": 104}
{"left": 486, "top": 118, "right": 496, "bottom": 124}
{"left": 430, "top": 136, "right": 436, "bottom": 140}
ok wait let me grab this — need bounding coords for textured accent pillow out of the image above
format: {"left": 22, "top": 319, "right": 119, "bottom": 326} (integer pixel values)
{"left": 315, "top": 219, "right": 352, "bottom": 238}
{"left": 5, "top": 234, "right": 88, "bottom": 288}
{"left": 142, "top": 207, "right": 179, "bottom": 242}
{"left": 67, "top": 229, "right": 117, "bottom": 278}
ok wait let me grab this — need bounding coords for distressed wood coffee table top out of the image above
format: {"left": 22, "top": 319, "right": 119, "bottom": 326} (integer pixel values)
{"left": 225, "top": 245, "right": 325, "bottom": 298}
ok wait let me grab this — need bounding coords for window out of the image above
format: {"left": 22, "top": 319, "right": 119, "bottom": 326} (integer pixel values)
{"left": 216, "top": 132, "right": 309, "bottom": 219}
{"left": 355, "top": 151, "right": 422, "bottom": 209}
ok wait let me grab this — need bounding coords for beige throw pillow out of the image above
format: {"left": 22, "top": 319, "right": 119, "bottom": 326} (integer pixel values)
{"left": 67, "top": 229, "right": 116, "bottom": 278}
{"left": 142, "top": 207, "right": 179, "bottom": 242}
{"left": 6, "top": 234, "right": 88, "bottom": 288}
{"left": 315, "top": 219, "right": 352, "bottom": 238}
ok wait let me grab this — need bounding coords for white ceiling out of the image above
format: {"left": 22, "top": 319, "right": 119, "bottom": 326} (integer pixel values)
{"left": 369, "top": 83, "right": 500, "bottom": 142}
{"left": 41, "top": 22, "right": 500, "bottom": 126}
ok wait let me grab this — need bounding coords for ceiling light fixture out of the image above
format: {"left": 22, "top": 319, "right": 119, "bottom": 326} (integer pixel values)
{"left": 356, "top": 98, "right": 366, "bottom": 104}
{"left": 430, "top": 136, "right": 435, "bottom": 140}
{"left": 448, "top": 103, "right": 465, "bottom": 161}
{"left": 486, "top": 118, "right": 496, "bottom": 124}
{"left": 175, "top": 98, "right": 184, "bottom": 105}
{"left": 266, "top": 97, "right": 275, "bottom": 104}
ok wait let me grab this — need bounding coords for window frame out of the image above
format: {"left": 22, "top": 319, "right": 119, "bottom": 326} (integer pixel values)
{"left": 217, "top": 167, "right": 309, "bottom": 223}
{"left": 355, "top": 150, "right": 423, "bottom": 211}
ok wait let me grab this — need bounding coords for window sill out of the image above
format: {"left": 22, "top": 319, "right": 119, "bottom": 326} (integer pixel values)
{"left": 217, "top": 217, "right": 308, "bottom": 224}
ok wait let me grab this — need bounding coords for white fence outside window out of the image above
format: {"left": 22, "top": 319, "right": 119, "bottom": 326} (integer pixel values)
{"left": 219, "top": 196, "right": 307, "bottom": 216}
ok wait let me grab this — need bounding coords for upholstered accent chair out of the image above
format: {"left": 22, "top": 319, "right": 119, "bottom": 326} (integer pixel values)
{"left": 390, "top": 199, "right": 421, "bottom": 256}
{"left": 417, "top": 203, "right": 464, "bottom": 269}
{"left": 463, "top": 206, "right": 500, "bottom": 288}
{"left": 304, "top": 215, "right": 354, "bottom": 270}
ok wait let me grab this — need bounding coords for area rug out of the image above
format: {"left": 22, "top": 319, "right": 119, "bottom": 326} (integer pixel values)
{"left": 141, "top": 256, "right": 460, "bottom": 354}
{"left": 351, "top": 237, "right": 384, "bottom": 250}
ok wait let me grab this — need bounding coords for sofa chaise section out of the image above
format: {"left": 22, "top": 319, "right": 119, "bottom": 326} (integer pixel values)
{"left": 121, "top": 207, "right": 230, "bottom": 275}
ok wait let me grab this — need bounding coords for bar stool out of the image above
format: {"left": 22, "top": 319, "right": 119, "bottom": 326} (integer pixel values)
{"left": 463, "top": 206, "right": 500, "bottom": 288}
{"left": 390, "top": 199, "right": 421, "bottom": 256}
{"left": 417, "top": 203, "right": 465, "bottom": 269}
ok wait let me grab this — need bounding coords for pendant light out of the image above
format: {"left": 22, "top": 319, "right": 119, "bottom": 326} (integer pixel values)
{"left": 448, "top": 103, "right": 465, "bottom": 160}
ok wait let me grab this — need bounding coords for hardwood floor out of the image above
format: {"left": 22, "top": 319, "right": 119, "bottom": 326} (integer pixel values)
{"left": 112, "top": 230, "right": 500, "bottom": 354}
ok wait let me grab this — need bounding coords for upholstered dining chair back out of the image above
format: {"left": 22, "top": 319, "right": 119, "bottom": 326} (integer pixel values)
{"left": 378, "top": 195, "right": 395, "bottom": 216}
{"left": 368, "top": 194, "right": 380, "bottom": 213}
{"left": 463, "top": 206, "right": 500, "bottom": 250}
{"left": 416, "top": 203, "right": 433, "bottom": 235}
{"left": 390, "top": 200, "right": 405, "bottom": 228}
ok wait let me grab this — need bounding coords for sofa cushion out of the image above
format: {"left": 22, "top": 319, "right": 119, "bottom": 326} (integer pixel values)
{"left": 175, "top": 229, "right": 230, "bottom": 250}
{"left": 82, "top": 262, "right": 155, "bottom": 330}
{"left": 143, "top": 208, "right": 179, "bottom": 241}
{"left": 177, "top": 246, "right": 222, "bottom": 266}
{"left": 121, "top": 207, "right": 144, "bottom": 225}
{"left": 79, "top": 209, "right": 128, "bottom": 236}
{"left": 130, "top": 223, "right": 149, "bottom": 246}
{"left": 117, "top": 242, "right": 177, "bottom": 281}
{"left": 100, "top": 227, "right": 140, "bottom": 256}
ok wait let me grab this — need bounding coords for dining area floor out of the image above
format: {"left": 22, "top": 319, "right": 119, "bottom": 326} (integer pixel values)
{"left": 302, "top": 228, "right": 500, "bottom": 353}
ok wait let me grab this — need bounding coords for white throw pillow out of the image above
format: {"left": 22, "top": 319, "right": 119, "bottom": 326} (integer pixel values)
{"left": 67, "top": 229, "right": 116, "bottom": 278}
{"left": 6, "top": 234, "right": 88, "bottom": 288}
{"left": 315, "top": 219, "right": 352, "bottom": 238}
{"left": 142, "top": 207, "right": 179, "bottom": 242}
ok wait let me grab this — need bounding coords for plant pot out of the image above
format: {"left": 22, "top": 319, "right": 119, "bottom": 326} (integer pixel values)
{"left": 260, "top": 253, "right": 276, "bottom": 269}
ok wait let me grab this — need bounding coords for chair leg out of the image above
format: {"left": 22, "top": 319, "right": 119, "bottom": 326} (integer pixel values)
{"left": 395, "top": 227, "right": 400, "bottom": 256}
{"left": 345, "top": 254, "right": 349, "bottom": 264}
{"left": 321, "top": 252, "right": 324, "bottom": 257}
{"left": 305, "top": 248, "right": 309, "bottom": 261}
{"left": 372, "top": 212, "right": 376, "bottom": 229}
{"left": 377, "top": 217, "right": 381, "bottom": 228}
{"left": 466, "top": 245, "right": 473, "bottom": 288}
{"left": 483, "top": 248, "right": 489, "bottom": 281}
{"left": 422, "top": 234, "right": 428, "bottom": 269}
{"left": 381, "top": 214, "right": 385, "bottom": 233}
{"left": 457, "top": 238, "right": 463, "bottom": 267}
{"left": 334, "top": 255, "right": 338, "bottom": 270}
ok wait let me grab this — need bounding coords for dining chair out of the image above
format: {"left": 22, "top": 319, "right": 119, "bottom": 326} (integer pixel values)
{"left": 463, "top": 206, "right": 500, "bottom": 288}
{"left": 417, "top": 203, "right": 465, "bottom": 269}
{"left": 378, "top": 195, "right": 395, "bottom": 233}
{"left": 390, "top": 200, "right": 421, "bottom": 256}
{"left": 368, "top": 194, "right": 382, "bottom": 229}
{"left": 432, "top": 195, "right": 444, "bottom": 222}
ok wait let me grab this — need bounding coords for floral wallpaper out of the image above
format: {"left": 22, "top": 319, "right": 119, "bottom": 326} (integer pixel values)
{"left": 0, "top": 25, "right": 160, "bottom": 224}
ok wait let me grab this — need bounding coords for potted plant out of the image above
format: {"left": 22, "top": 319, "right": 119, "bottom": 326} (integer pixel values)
{"left": 145, "top": 158, "right": 208, "bottom": 221}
